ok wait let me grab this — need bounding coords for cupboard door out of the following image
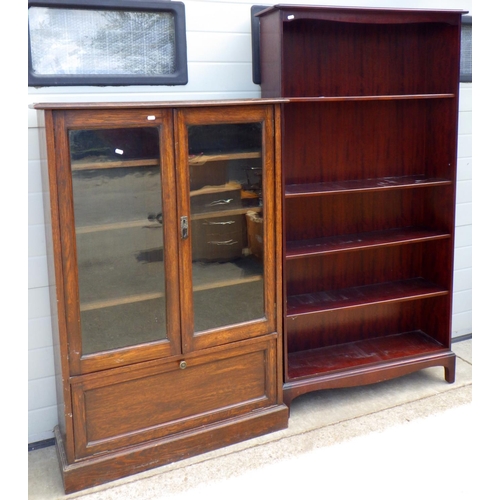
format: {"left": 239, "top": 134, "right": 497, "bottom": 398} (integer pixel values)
{"left": 55, "top": 110, "right": 181, "bottom": 374}
{"left": 175, "top": 106, "right": 277, "bottom": 351}
{"left": 71, "top": 335, "right": 279, "bottom": 459}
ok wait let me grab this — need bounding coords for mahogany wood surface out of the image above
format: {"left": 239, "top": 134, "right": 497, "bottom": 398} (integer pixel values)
{"left": 286, "top": 278, "right": 448, "bottom": 317}
{"left": 258, "top": 5, "right": 464, "bottom": 25}
{"left": 284, "top": 176, "right": 452, "bottom": 196}
{"left": 259, "top": 5, "right": 463, "bottom": 403}
{"left": 282, "top": 99, "right": 457, "bottom": 186}
{"left": 287, "top": 331, "right": 445, "bottom": 379}
{"left": 286, "top": 94, "right": 455, "bottom": 102}
{"left": 280, "top": 21, "right": 458, "bottom": 97}
{"left": 286, "top": 240, "right": 452, "bottom": 294}
{"left": 258, "top": 5, "right": 464, "bottom": 98}
{"left": 285, "top": 187, "right": 454, "bottom": 242}
{"left": 286, "top": 227, "right": 451, "bottom": 259}
{"left": 283, "top": 350, "right": 456, "bottom": 407}
{"left": 285, "top": 295, "right": 451, "bottom": 354}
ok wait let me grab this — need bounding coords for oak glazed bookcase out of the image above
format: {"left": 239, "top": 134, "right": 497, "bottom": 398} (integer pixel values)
{"left": 35, "top": 100, "right": 288, "bottom": 493}
{"left": 257, "top": 5, "right": 466, "bottom": 405}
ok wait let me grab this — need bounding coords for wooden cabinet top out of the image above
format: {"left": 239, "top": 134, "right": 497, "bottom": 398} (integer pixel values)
{"left": 256, "top": 4, "right": 467, "bottom": 24}
{"left": 32, "top": 98, "right": 287, "bottom": 111}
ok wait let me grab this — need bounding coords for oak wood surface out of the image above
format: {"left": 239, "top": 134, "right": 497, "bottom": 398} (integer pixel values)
{"left": 33, "top": 98, "right": 287, "bottom": 110}
{"left": 174, "top": 105, "right": 277, "bottom": 352}
{"left": 41, "top": 100, "right": 285, "bottom": 493}
{"left": 56, "top": 404, "right": 289, "bottom": 494}
{"left": 72, "top": 336, "right": 278, "bottom": 459}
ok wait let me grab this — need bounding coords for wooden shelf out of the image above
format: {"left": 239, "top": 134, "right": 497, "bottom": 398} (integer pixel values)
{"left": 72, "top": 158, "right": 160, "bottom": 171}
{"left": 286, "top": 227, "right": 451, "bottom": 259}
{"left": 192, "top": 258, "right": 263, "bottom": 292}
{"left": 287, "top": 94, "right": 455, "bottom": 103}
{"left": 80, "top": 292, "right": 164, "bottom": 312}
{"left": 191, "top": 206, "right": 261, "bottom": 221}
{"left": 286, "top": 278, "right": 448, "bottom": 318}
{"left": 287, "top": 330, "right": 446, "bottom": 380}
{"left": 76, "top": 219, "right": 160, "bottom": 235}
{"left": 285, "top": 175, "right": 451, "bottom": 198}
{"left": 75, "top": 208, "right": 263, "bottom": 234}
{"left": 189, "top": 151, "right": 261, "bottom": 165}
{"left": 72, "top": 151, "right": 261, "bottom": 172}
{"left": 80, "top": 258, "right": 263, "bottom": 312}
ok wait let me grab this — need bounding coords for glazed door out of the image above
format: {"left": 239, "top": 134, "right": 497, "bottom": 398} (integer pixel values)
{"left": 175, "top": 105, "right": 277, "bottom": 351}
{"left": 54, "top": 109, "right": 181, "bottom": 374}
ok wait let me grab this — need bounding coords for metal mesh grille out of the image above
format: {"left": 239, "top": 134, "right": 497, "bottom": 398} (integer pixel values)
{"left": 460, "top": 21, "right": 472, "bottom": 82}
{"left": 29, "top": 7, "right": 176, "bottom": 76}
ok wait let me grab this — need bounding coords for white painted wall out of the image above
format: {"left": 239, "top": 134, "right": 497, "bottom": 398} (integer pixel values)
{"left": 27, "top": 0, "right": 473, "bottom": 444}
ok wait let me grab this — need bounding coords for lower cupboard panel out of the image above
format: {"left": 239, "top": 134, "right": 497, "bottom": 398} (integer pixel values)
{"left": 70, "top": 335, "right": 279, "bottom": 460}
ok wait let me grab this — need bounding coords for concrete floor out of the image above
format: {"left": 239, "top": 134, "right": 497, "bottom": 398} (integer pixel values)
{"left": 29, "top": 339, "right": 472, "bottom": 500}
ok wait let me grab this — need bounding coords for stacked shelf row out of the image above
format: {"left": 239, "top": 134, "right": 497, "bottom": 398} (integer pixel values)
{"left": 281, "top": 94, "right": 457, "bottom": 385}
{"left": 258, "top": 3, "right": 465, "bottom": 393}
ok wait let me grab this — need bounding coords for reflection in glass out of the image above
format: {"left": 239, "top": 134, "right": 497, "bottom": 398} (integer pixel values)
{"left": 29, "top": 7, "right": 176, "bottom": 76}
{"left": 188, "top": 123, "right": 265, "bottom": 332}
{"left": 69, "top": 128, "right": 167, "bottom": 354}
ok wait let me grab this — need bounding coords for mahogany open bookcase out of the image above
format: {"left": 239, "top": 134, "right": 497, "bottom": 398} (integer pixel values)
{"left": 257, "top": 5, "right": 465, "bottom": 405}
{"left": 34, "top": 4, "right": 466, "bottom": 493}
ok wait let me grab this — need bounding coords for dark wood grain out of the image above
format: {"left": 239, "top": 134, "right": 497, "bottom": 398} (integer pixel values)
{"left": 285, "top": 295, "right": 451, "bottom": 354}
{"left": 285, "top": 176, "right": 451, "bottom": 197}
{"left": 285, "top": 186, "right": 454, "bottom": 242}
{"left": 286, "top": 278, "right": 448, "bottom": 317}
{"left": 286, "top": 227, "right": 451, "bottom": 259}
{"left": 287, "top": 330, "right": 445, "bottom": 379}
{"left": 287, "top": 94, "right": 455, "bottom": 102}
{"left": 258, "top": 6, "right": 464, "bottom": 98}
{"left": 282, "top": 99, "right": 457, "bottom": 186}
{"left": 286, "top": 240, "right": 451, "bottom": 295}
{"left": 258, "top": 5, "right": 465, "bottom": 25}
{"left": 259, "top": 5, "right": 462, "bottom": 402}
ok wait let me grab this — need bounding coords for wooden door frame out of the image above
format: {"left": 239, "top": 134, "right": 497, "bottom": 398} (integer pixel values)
{"left": 174, "top": 105, "right": 277, "bottom": 352}
{"left": 51, "top": 108, "right": 181, "bottom": 376}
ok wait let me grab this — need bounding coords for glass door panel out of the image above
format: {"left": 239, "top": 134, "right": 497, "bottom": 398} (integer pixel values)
{"left": 69, "top": 127, "right": 167, "bottom": 354}
{"left": 187, "top": 123, "right": 265, "bottom": 332}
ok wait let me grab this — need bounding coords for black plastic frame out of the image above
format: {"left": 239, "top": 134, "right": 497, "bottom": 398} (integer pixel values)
{"left": 28, "top": 0, "right": 188, "bottom": 87}
{"left": 251, "top": 5, "right": 268, "bottom": 85}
